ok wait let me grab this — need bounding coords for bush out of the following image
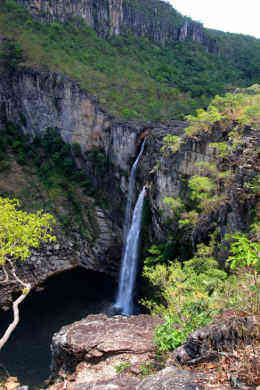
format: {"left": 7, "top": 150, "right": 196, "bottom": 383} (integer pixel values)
{"left": 141, "top": 242, "right": 228, "bottom": 351}
{"left": 142, "top": 228, "right": 260, "bottom": 353}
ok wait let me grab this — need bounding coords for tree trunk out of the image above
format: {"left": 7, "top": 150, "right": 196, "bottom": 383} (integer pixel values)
{"left": 0, "top": 287, "right": 31, "bottom": 350}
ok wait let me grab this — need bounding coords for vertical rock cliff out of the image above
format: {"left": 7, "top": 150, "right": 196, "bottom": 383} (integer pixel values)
{"left": 0, "top": 66, "right": 146, "bottom": 307}
{"left": 14, "top": 0, "right": 217, "bottom": 51}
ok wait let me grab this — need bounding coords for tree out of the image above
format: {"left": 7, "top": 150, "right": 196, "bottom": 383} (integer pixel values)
{"left": 0, "top": 197, "right": 56, "bottom": 349}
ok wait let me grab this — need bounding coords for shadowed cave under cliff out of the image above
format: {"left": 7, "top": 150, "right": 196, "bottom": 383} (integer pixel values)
{"left": 0, "top": 268, "right": 117, "bottom": 387}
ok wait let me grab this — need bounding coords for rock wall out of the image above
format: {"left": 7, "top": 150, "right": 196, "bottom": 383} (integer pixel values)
{"left": 14, "top": 0, "right": 217, "bottom": 51}
{"left": 140, "top": 121, "right": 257, "bottom": 248}
{"left": 0, "top": 67, "right": 138, "bottom": 170}
{"left": 0, "top": 66, "right": 256, "bottom": 307}
{"left": 16, "top": 0, "right": 123, "bottom": 37}
{"left": 0, "top": 67, "right": 147, "bottom": 307}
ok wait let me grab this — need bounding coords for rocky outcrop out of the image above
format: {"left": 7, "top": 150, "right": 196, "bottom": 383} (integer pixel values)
{"left": 15, "top": 0, "right": 123, "bottom": 37}
{"left": 167, "top": 316, "right": 260, "bottom": 366}
{"left": 140, "top": 123, "right": 258, "bottom": 247}
{"left": 14, "top": 0, "right": 217, "bottom": 51}
{"left": 49, "top": 314, "right": 162, "bottom": 386}
{"left": 0, "top": 205, "right": 120, "bottom": 308}
{"left": 49, "top": 313, "right": 211, "bottom": 390}
{"left": 49, "top": 314, "right": 260, "bottom": 389}
{"left": 136, "top": 367, "right": 205, "bottom": 390}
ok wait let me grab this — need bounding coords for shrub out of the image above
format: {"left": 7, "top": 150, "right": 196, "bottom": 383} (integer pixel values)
{"left": 141, "top": 242, "right": 227, "bottom": 351}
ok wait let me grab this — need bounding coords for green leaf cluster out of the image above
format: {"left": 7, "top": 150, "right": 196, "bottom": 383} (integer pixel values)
{"left": 0, "top": 197, "right": 55, "bottom": 265}
{"left": 227, "top": 232, "right": 260, "bottom": 271}
{"left": 142, "top": 229, "right": 259, "bottom": 352}
{"left": 142, "top": 242, "right": 227, "bottom": 351}
{"left": 185, "top": 88, "right": 260, "bottom": 137}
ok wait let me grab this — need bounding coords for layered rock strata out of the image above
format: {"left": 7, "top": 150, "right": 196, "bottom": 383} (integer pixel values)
{"left": 140, "top": 123, "right": 258, "bottom": 247}
{"left": 14, "top": 0, "right": 217, "bottom": 51}
{"left": 0, "top": 67, "right": 146, "bottom": 307}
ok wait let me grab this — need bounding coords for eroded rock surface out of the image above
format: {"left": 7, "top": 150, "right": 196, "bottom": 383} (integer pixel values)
{"left": 50, "top": 314, "right": 162, "bottom": 387}
{"left": 141, "top": 123, "right": 258, "bottom": 252}
{"left": 136, "top": 367, "right": 205, "bottom": 390}
{"left": 14, "top": 0, "right": 217, "bottom": 51}
{"left": 167, "top": 316, "right": 260, "bottom": 366}
{"left": 0, "top": 66, "right": 145, "bottom": 307}
{"left": 49, "top": 314, "right": 211, "bottom": 390}
{"left": 48, "top": 315, "right": 260, "bottom": 390}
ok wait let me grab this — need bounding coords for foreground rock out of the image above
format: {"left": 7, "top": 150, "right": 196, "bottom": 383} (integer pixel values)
{"left": 48, "top": 314, "right": 259, "bottom": 390}
{"left": 49, "top": 314, "right": 162, "bottom": 388}
{"left": 167, "top": 315, "right": 260, "bottom": 366}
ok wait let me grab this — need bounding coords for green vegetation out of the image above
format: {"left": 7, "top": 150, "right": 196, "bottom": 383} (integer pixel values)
{"left": 142, "top": 87, "right": 259, "bottom": 355}
{"left": 0, "top": 38, "right": 24, "bottom": 72}
{"left": 115, "top": 362, "right": 131, "bottom": 374}
{"left": 160, "top": 86, "right": 259, "bottom": 229}
{"left": 0, "top": 123, "right": 103, "bottom": 238}
{"left": 139, "top": 362, "right": 156, "bottom": 378}
{"left": 0, "top": 0, "right": 260, "bottom": 121}
{"left": 142, "top": 227, "right": 259, "bottom": 352}
{"left": 0, "top": 197, "right": 55, "bottom": 264}
{"left": 142, "top": 241, "right": 227, "bottom": 351}
{"left": 185, "top": 85, "right": 260, "bottom": 137}
{"left": 124, "top": 0, "right": 186, "bottom": 29}
{"left": 0, "top": 197, "right": 55, "bottom": 349}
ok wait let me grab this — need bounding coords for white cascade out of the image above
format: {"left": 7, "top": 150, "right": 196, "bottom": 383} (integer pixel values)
{"left": 122, "top": 140, "right": 146, "bottom": 244}
{"left": 115, "top": 186, "right": 146, "bottom": 315}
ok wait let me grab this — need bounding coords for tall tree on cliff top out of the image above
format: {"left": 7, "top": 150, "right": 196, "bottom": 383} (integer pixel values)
{"left": 0, "top": 197, "right": 56, "bottom": 349}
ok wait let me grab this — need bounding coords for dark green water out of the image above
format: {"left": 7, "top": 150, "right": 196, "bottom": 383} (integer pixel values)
{"left": 0, "top": 268, "right": 116, "bottom": 388}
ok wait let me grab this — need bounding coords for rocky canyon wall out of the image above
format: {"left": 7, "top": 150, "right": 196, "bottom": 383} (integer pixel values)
{"left": 0, "top": 66, "right": 256, "bottom": 305}
{"left": 0, "top": 66, "right": 147, "bottom": 307}
{"left": 14, "top": 0, "right": 217, "bottom": 51}
{"left": 140, "top": 122, "right": 257, "bottom": 256}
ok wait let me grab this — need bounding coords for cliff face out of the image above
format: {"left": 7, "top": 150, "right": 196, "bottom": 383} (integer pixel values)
{"left": 0, "top": 67, "right": 147, "bottom": 307}
{"left": 0, "top": 67, "right": 140, "bottom": 169}
{"left": 15, "top": 0, "right": 123, "bottom": 36}
{"left": 14, "top": 0, "right": 217, "bottom": 51}
{"left": 140, "top": 123, "right": 257, "bottom": 255}
{"left": 0, "top": 67, "right": 256, "bottom": 306}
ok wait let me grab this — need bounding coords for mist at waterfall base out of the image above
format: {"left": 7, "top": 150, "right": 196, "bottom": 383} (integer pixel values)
{"left": 0, "top": 268, "right": 116, "bottom": 387}
{"left": 114, "top": 140, "right": 146, "bottom": 316}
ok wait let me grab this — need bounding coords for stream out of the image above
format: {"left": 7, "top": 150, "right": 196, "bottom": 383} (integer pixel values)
{"left": 0, "top": 268, "right": 116, "bottom": 388}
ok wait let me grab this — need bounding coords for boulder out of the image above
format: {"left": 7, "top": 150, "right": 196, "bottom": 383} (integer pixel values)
{"left": 49, "top": 314, "right": 162, "bottom": 387}
{"left": 167, "top": 316, "right": 260, "bottom": 366}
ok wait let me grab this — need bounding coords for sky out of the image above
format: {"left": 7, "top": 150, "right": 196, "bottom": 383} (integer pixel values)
{"left": 168, "top": 0, "right": 260, "bottom": 39}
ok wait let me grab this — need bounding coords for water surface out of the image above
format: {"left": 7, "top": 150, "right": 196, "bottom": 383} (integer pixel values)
{"left": 0, "top": 268, "right": 116, "bottom": 387}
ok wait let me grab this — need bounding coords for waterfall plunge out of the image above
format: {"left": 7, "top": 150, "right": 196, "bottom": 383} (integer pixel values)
{"left": 115, "top": 187, "right": 146, "bottom": 315}
{"left": 114, "top": 141, "right": 146, "bottom": 316}
{"left": 122, "top": 140, "right": 146, "bottom": 244}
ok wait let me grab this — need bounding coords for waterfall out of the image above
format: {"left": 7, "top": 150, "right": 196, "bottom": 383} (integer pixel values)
{"left": 123, "top": 140, "right": 146, "bottom": 244}
{"left": 115, "top": 187, "right": 146, "bottom": 315}
{"left": 114, "top": 140, "right": 146, "bottom": 315}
